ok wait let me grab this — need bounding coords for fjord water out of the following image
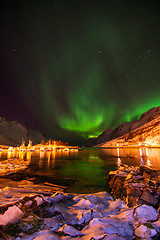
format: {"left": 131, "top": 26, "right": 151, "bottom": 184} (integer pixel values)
{"left": 1, "top": 148, "right": 160, "bottom": 193}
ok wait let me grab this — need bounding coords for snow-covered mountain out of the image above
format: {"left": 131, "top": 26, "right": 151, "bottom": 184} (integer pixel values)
{"left": 85, "top": 106, "right": 160, "bottom": 147}
{"left": 0, "top": 117, "right": 44, "bottom": 146}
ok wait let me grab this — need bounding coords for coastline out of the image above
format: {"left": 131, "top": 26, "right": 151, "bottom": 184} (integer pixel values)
{"left": 0, "top": 164, "right": 160, "bottom": 239}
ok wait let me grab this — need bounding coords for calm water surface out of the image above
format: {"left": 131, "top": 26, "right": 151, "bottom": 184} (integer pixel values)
{"left": 1, "top": 148, "right": 160, "bottom": 193}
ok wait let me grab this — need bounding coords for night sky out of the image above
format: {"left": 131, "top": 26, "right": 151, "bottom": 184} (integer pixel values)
{"left": 1, "top": 0, "right": 160, "bottom": 146}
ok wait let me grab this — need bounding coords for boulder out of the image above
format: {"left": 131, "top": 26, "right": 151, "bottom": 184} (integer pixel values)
{"left": 109, "top": 176, "right": 126, "bottom": 200}
{"left": 43, "top": 218, "right": 62, "bottom": 232}
{"left": 53, "top": 203, "right": 70, "bottom": 219}
{"left": 109, "top": 199, "right": 126, "bottom": 211}
{"left": 140, "top": 165, "right": 159, "bottom": 180}
{"left": 0, "top": 205, "right": 23, "bottom": 226}
{"left": 140, "top": 188, "right": 159, "bottom": 205}
{"left": 77, "top": 209, "right": 93, "bottom": 224}
{"left": 107, "top": 165, "right": 160, "bottom": 208}
{"left": 34, "top": 196, "right": 45, "bottom": 206}
{"left": 135, "top": 223, "right": 158, "bottom": 239}
{"left": 103, "top": 235, "right": 126, "bottom": 240}
{"left": 134, "top": 204, "right": 158, "bottom": 224}
{"left": 16, "top": 214, "right": 42, "bottom": 235}
{"left": 18, "top": 230, "right": 61, "bottom": 240}
{"left": 58, "top": 224, "right": 83, "bottom": 237}
{"left": 74, "top": 198, "right": 95, "bottom": 209}
{"left": 49, "top": 192, "right": 67, "bottom": 204}
{"left": 126, "top": 183, "right": 144, "bottom": 197}
{"left": 114, "top": 208, "right": 134, "bottom": 223}
{"left": 126, "top": 196, "right": 143, "bottom": 208}
{"left": 98, "top": 217, "right": 134, "bottom": 238}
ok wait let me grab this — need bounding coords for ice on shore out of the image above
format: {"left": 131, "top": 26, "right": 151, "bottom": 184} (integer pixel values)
{"left": 0, "top": 205, "right": 23, "bottom": 226}
{"left": 0, "top": 190, "right": 159, "bottom": 239}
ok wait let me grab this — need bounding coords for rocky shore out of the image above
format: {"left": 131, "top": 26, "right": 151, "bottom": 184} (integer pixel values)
{"left": 0, "top": 165, "right": 160, "bottom": 239}
{"left": 107, "top": 165, "right": 160, "bottom": 208}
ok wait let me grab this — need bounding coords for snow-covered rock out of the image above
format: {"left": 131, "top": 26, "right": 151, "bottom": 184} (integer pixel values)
{"left": 43, "top": 218, "right": 62, "bottom": 232}
{"left": 0, "top": 205, "right": 23, "bottom": 225}
{"left": 49, "top": 192, "right": 67, "bottom": 203}
{"left": 77, "top": 209, "right": 93, "bottom": 224}
{"left": 101, "top": 217, "right": 134, "bottom": 238}
{"left": 112, "top": 208, "right": 134, "bottom": 223}
{"left": 53, "top": 203, "right": 70, "bottom": 219}
{"left": 85, "top": 194, "right": 98, "bottom": 204}
{"left": 135, "top": 223, "right": 158, "bottom": 239}
{"left": 0, "top": 190, "right": 159, "bottom": 239}
{"left": 94, "top": 191, "right": 113, "bottom": 206}
{"left": 103, "top": 235, "right": 126, "bottom": 240}
{"left": 109, "top": 199, "right": 126, "bottom": 211}
{"left": 74, "top": 198, "right": 95, "bottom": 209}
{"left": 34, "top": 196, "right": 45, "bottom": 206}
{"left": 24, "top": 200, "right": 33, "bottom": 207}
{"left": 83, "top": 217, "right": 134, "bottom": 239}
{"left": 134, "top": 204, "right": 158, "bottom": 224}
{"left": 15, "top": 230, "right": 60, "bottom": 240}
{"left": 17, "top": 214, "right": 41, "bottom": 235}
{"left": 58, "top": 224, "right": 83, "bottom": 237}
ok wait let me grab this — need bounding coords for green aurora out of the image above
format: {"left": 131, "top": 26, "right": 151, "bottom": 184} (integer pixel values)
{"left": 1, "top": 0, "right": 160, "bottom": 145}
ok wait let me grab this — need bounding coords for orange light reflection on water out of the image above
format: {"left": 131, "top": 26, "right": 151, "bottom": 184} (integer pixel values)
{"left": 102, "top": 147, "right": 160, "bottom": 169}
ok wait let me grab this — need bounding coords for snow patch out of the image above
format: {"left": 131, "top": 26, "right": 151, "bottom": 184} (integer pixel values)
{"left": 0, "top": 205, "right": 23, "bottom": 225}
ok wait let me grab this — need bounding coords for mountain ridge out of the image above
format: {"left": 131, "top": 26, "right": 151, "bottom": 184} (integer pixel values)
{"left": 0, "top": 117, "right": 44, "bottom": 146}
{"left": 85, "top": 106, "right": 160, "bottom": 147}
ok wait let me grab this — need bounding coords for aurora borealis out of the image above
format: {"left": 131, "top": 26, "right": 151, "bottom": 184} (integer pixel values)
{"left": 1, "top": 0, "right": 160, "bottom": 145}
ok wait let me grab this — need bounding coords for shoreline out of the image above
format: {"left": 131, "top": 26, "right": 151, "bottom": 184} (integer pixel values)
{"left": 0, "top": 165, "right": 160, "bottom": 239}
{"left": 83, "top": 146, "right": 160, "bottom": 149}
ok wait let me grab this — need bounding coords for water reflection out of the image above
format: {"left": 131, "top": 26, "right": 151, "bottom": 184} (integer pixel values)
{"left": 117, "top": 148, "right": 120, "bottom": 157}
{"left": 26, "top": 151, "right": 32, "bottom": 161}
{"left": 1, "top": 148, "right": 160, "bottom": 171}
{"left": 0, "top": 148, "right": 160, "bottom": 193}
{"left": 100, "top": 148, "right": 160, "bottom": 169}
{"left": 40, "top": 151, "right": 45, "bottom": 159}
{"left": 47, "top": 152, "right": 51, "bottom": 168}
{"left": 147, "top": 158, "right": 151, "bottom": 167}
{"left": 139, "top": 148, "right": 142, "bottom": 157}
{"left": 116, "top": 148, "right": 121, "bottom": 167}
{"left": 1, "top": 147, "right": 160, "bottom": 171}
{"left": 7, "top": 151, "right": 13, "bottom": 159}
{"left": 19, "top": 151, "right": 25, "bottom": 160}
{"left": 117, "top": 158, "right": 121, "bottom": 167}
{"left": 146, "top": 148, "right": 149, "bottom": 156}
